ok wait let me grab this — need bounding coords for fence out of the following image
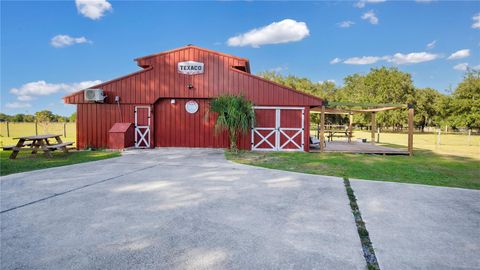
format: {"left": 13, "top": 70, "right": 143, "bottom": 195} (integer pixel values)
{"left": 0, "top": 122, "right": 76, "bottom": 138}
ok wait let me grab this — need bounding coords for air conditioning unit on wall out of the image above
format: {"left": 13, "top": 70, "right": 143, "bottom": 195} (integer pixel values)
{"left": 84, "top": 89, "right": 106, "bottom": 102}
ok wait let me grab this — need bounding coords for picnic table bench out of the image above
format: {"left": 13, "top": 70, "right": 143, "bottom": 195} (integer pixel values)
{"left": 2, "top": 134, "right": 74, "bottom": 159}
{"left": 325, "top": 130, "right": 350, "bottom": 142}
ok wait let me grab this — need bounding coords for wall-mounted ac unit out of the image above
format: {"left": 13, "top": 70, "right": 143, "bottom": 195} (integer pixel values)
{"left": 84, "top": 89, "right": 106, "bottom": 102}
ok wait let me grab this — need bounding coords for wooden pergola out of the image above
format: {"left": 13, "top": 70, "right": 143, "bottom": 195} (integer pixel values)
{"left": 311, "top": 102, "right": 415, "bottom": 156}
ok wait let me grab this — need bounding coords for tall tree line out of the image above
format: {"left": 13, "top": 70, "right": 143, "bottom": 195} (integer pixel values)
{"left": 0, "top": 111, "right": 76, "bottom": 123}
{"left": 260, "top": 68, "right": 480, "bottom": 131}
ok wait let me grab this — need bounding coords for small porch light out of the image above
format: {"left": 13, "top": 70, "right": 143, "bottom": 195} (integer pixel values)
{"left": 171, "top": 99, "right": 176, "bottom": 104}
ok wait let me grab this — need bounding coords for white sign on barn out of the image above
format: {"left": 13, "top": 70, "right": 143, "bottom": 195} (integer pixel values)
{"left": 178, "top": 61, "right": 204, "bottom": 75}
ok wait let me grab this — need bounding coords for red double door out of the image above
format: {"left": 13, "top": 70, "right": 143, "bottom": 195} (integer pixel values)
{"left": 252, "top": 107, "right": 305, "bottom": 151}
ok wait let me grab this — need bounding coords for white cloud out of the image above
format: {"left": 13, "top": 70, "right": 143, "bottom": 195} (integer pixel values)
{"left": 426, "top": 40, "right": 436, "bottom": 49}
{"left": 355, "top": 0, "right": 386, "bottom": 8}
{"left": 75, "top": 0, "right": 112, "bottom": 20}
{"left": 10, "top": 80, "right": 102, "bottom": 100}
{"left": 5, "top": 102, "right": 31, "bottom": 109}
{"left": 472, "top": 13, "right": 480, "bottom": 29}
{"left": 319, "top": 79, "right": 336, "bottom": 84}
{"left": 227, "top": 19, "right": 309, "bottom": 48}
{"left": 453, "top": 63, "right": 469, "bottom": 71}
{"left": 342, "top": 51, "right": 439, "bottom": 65}
{"left": 17, "top": 95, "right": 33, "bottom": 101}
{"left": 338, "top": 21, "right": 355, "bottom": 28}
{"left": 51, "top": 35, "right": 91, "bottom": 48}
{"left": 269, "top": 65, "right": 288, "bottom": 73}
{"left": 361, "top": 10, "right": 379, "bottom": 25}
{"left": 344, "top": 56, "right": 383, "bottom": 65}
{"left": 447, "top": 49, "right": 470, "bottom": 60}
{"left": 388, "top": 52, "right": 439, "bottom": 64}
{"left": 330, "top": 57, "right": 342, "bottom": 64}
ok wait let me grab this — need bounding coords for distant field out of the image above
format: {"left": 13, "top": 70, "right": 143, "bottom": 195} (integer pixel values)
{"left": 0, "top": 122, "right": 76, "bottom": 147}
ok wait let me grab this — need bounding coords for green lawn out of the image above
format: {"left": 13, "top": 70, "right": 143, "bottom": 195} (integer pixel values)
{"left": 226, "top": 150, "right": 480, "bottom": 190}
{"left": 1, "top": 150, "right": 121, "bottom": 176}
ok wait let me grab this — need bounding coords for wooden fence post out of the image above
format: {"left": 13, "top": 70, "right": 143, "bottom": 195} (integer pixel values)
{"left": 320, "top": 105, "right": 325, "bottom": 152}
{"left": 371, "top": 112, "right": 376, "bottom": 145}
{"left": 468, "top": 129, "right": 471, "bottom": 146}
{"left": 348, "top": 113, "right": 353, "bottom": 143}
{"left": 6, "top": 122, "right": 10, "bottom": 137}
{"left": 35, "top": 121, "right": 38, "bottom": 135}
{"left": 437, "top": 129, "right": 441, "bottom": 146}
{"left": 376, "top": 127, "right": 380, "bottom": 143}
{"left": 64, "top": 122, "right": 67, "bottom": 137}
{"left": 407, "top": 105, "right": 414, "bottom": 156}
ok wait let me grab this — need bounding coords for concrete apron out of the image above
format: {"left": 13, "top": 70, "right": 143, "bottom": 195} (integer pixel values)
{"left": 351, "top": 179, "right": 480, "bottom": 270}
{"left": 1, "top": 148, "right": 364, "bottom": 270}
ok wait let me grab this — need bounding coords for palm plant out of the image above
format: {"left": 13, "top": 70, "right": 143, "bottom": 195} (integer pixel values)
{"left": 210, "top": 95, "right": 255, "bottom": 153}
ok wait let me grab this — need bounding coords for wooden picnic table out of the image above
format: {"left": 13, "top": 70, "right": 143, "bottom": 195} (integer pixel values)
{"left": 325, "top": 130, "right": 350, "bottom": 142}
{"left": 5, "top": 134, "right": 73, "bottom": 159}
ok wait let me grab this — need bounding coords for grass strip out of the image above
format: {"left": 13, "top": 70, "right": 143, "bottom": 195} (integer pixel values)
{"left": 344, "top": 177, "right": 380, "bottom": 270}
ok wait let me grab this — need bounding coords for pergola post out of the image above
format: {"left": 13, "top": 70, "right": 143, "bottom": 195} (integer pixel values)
{"left": 320, "top": 105, "right": 325, "bottom": 152}
{"left": 408, "top": 105, "right": 414, "bottom": 156}
{"left": 371, "top": 112, "right": 376, "bottom": 145}
{"left": 348, "top": 113, "right": 353, "bottom": 143}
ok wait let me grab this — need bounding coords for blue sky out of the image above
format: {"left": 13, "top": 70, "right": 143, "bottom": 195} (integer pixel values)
{"left": 1, "top": 0, "right": 479, "bottom": 116}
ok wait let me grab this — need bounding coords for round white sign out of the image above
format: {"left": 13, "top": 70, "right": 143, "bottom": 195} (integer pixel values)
{"left": 185, "top": 100, "right": 199, "bottom": 114}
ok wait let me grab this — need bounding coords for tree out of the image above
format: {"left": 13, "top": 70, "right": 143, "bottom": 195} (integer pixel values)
{"left": 339, "top": 67, "right": 416, "bottom": 130}
{"left": 23, "top": 114, "right": 35, "bottom": 122}
{"left": 35, "top": 110, "right": 55, "bottom": 123}
{"left": 210, "top": 95, "right": 255, "bottom": 153}
{"left": 35, "top": 110, "right": 55, "bottom": 133}
{"left": 0, "top": 113, "right": 13, "bottom": 122}
{"left": 12, "top": 114, "right": 25, "bottom": 122}
{"left": 414, "top": 88, "right": 444, "bottom": 131}
{"left": 69, "top": 112, "right": 77, "bottom": 122}
{"left": 446, "top": 70, "right": 480, "bottom": 129}
{"left": 259, "top": 72, "right": 346, "bottom": 126}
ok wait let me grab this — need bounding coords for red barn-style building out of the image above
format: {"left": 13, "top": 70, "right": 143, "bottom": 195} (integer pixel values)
{"left": 64, "top": 45, "right": 324, "bottom": 151}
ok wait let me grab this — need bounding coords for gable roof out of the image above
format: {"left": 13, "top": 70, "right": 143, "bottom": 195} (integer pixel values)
{"left": 134, "top": 45, "right": 249, "bottom": 66}
{"left": 64, "top": 46, "right": 323, "bottom": 107}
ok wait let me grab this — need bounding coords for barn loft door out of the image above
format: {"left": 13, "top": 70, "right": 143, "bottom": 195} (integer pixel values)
{"left": 252, "top": 107, "right": 304, "bottom": 152}
{"left": 135, "top": 106, "right": 151, "bottom": 148}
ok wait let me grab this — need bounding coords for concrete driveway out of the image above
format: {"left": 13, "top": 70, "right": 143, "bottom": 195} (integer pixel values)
{"left": 351, "top": 179, "right": 480, "bottom": 270}
{"left": 1, "top": 148, "right": 364, "bottom": 270}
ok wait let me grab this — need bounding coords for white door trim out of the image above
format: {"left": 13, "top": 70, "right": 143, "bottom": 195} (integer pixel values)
{"left": 135, "top": 106, "right": 151, "bottom": 148}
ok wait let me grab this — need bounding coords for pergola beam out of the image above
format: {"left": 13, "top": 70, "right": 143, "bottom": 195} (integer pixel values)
{"left": 320, "top": 105, "right": 325, "bottom": 152}
{"left": 311, "top": 106, "right": 403, "bottom": 114}
{"left": 326, "top": 101, "right": 407, "bottom": 108}
{"left": 311, "top": 101, "right": 414, "bottom": 156}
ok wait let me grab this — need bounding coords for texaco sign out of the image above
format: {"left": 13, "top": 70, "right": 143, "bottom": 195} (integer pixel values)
{"left": 178, "top": 61, "right": 204, "bottom": 75}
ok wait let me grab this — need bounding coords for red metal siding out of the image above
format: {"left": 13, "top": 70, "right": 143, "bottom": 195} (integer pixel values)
{"left": 77, "top": 104, "right": 142, "bottom": 149}
{"left": 154, "top": 98, "right": 250, "bottom": 149}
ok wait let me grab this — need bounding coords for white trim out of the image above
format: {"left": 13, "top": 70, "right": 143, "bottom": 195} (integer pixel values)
{"left": 135, "top": 106, "right": 151, "bottom": 148}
